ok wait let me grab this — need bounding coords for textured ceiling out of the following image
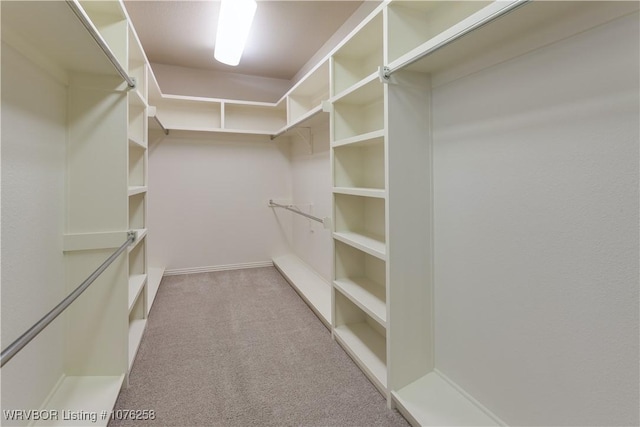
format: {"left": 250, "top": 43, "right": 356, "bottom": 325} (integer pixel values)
{"left": 124, "top": 0, "right": 363, "bottom": 80}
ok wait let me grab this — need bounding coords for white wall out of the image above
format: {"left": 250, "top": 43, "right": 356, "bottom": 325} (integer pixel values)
{"left": 1, "top": 42, "right": 67, "bottom": 424}
{"left": 288, "top": 125, "right": 332, "bottom": 281}
{"left": 431, "top": 14, "right": 639, "bottom": 426}
{"left": 151, "top": 62, "right": 291, "bottom": 103}
{"left": 147, "top": 132, "right": 292, "bottom": 274}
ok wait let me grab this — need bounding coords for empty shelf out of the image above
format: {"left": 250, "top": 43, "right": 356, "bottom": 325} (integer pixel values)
{"left": 392, "top": 372, "right": 499, "bottom": 426}
{"left": 273, "top": 254, "right": 331, "bottom": 327}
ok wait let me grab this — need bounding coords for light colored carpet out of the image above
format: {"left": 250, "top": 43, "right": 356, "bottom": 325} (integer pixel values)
{"left": 110, "top": 267, "right": 409, "bottom": 427}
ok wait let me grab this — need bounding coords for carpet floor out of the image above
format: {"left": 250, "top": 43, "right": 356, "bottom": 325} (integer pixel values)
{"left": 110, "top": 267, "right": 410, "bottom": 427}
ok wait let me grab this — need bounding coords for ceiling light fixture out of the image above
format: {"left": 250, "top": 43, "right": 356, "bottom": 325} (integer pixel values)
{"left": 214, "top": 0, "right": 257, "bottom": 66}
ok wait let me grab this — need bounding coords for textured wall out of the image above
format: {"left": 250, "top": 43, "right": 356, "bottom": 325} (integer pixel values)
{"left": 431, "top": 14, "right": 639, "bottom": 426}
{"left": 147, "top": 133, "right": 292, "bottom": 273}
{"left": 1, "top": 42, "right": 67, "bottom": 424}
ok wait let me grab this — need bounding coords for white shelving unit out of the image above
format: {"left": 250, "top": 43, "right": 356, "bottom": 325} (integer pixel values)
{"left": 329, "top": 6, "right": 389, "bottom": 402}
{"left": 287, "top": 60, "right": 330, "bottom": 125}
{"left": 2, "top": 0, "right": 155, "bottom": 421}
{"left": 126, "top": 20, "right": 150, "bottom": 377}
{"left": 334, "top": 290, "right": 387, "bottom": 395}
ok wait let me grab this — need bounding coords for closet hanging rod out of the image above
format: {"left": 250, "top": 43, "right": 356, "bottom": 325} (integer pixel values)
{"left": 381, "top": 0, "right": 531, "bottom": 79}
{"left": 0, "top": 231, "right": 137, "bottom": 368}
{"left": 269, "top": 200, "right": 331, "bottom": 228}
{"left": 65, "top": 0, "right": 136, "bottom": 89}
{"left": 270, "top": 108, "right": 323, "bottom": 140}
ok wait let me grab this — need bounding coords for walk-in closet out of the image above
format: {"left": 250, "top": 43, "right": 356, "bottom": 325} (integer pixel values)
{"left": 1, "top": 1, "right": 639, "bottom": 426}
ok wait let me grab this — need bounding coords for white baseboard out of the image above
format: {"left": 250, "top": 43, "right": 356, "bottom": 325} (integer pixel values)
{"left": 164, "top": 261, "right": 274, "bottom": 276}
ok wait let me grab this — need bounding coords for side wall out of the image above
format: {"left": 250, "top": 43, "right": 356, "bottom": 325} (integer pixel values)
{"left": 289, "top": 126, "right": 332, "bottom": 281}
{"left": 431, "top": 14, "right": 639, "bottom": 426}
{"left": 1, "top": 42, "right": 67, "bottom": 423}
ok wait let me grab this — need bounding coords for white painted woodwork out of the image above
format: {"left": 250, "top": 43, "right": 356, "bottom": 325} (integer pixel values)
{"left": 2, "top": 0, "right": 152, "bottom": 415}
{"left": 146, "top": 267, "right": 166, "bottom": 315}
{"left": 392, "top": 372, "right": 500, "bottom": 427}
{"left": 334, "top": 291, "right": 387, "bottom": 394}
{"left": 33, "top": 375, "right": 125, "bottom": 427}
{"left": 288, "top": 60, "right": 330, "bottom": 125}
{"left": 386, "top": 1, "right": 491, "bottom": 65}
{"left": 332, "top": 78, "right": 384, "bottom": 142}
{"left": 331, "top": 12, "right": 383, "bottom": 96}
{"left": 273, "top": 254, "right": 331, "bottom": 327}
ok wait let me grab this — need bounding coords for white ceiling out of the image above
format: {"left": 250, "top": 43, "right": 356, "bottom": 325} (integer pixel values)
{"left": 124, "top": 0, "right": 364, "bottom": 80}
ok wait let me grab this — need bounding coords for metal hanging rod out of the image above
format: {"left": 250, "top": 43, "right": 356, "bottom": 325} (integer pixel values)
{"left": 65, "top": 0, "right": 136, "bottom": 89}
{"left": 269, "top": 200, "right": 331, "bottom": 228}
{"left": 382, "top": 0, "right": 531, "bottom": 79}
{"left": 153, "top": 115, "right": 169, "bottom": 135}
{"left": 0, "top": 231, "right": 137, "bottom": 368}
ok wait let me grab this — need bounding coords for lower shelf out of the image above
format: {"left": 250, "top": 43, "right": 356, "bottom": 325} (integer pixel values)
{"left": 273, "top": 254, "right": 331, "bottom": 328}
{"left": 147, "top": 266, "right": 165, "bottom": 315}
{"left": 392, "top": 372, "right": 499, "bottom": 427}
{"left": 334, "top": 322, "right": 387, "bottom": 394}
{"left": 34, "top": 375, "right": 124, "bottom": 426}
{"left": 128, "top": 274, "right": 147, "bottom": 313}
{"left": 128, "top": 319, "right": 147, "bottom": 371}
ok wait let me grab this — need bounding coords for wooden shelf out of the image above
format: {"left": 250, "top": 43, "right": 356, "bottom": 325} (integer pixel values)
{"left": 128, "top": 228, "right": 147, "bottom": 252}
{"left": 128, "top": 137, "right": 146, "bottom": 149}
{"left": 334, "top": 193, "right": 386, "bottom": 259}
{"left": 392, "top": 372, "right": 499, "bottom": 427}
{"left": 334, "top": 133, "right": 384, "bottom": 190}
{"left": 333, "top": 187, "right": 385, "bottom": 198}
{"left": 1, "top": 2, "right": 121, "bottom": 79}
{"left": 129, "top": 89, "right": 147, "bottom": 108}
{"left": 386, "top": 0, "right": 491, "bottom": 65}
{"left": 332, "top": 72, "right": 380, "bottom": 104}
{"left": 128, "top": 319, "right": 146, "bottom": 370}
{"left": 334, "top": 278, "right": 386, "bottom": 326}
{"left": 273, "top": 254, "right": 331, "bottom": 328}
{"left": 288, "top": 60, "right": 329, "bottom": 125}
{"left": 224, "top": 102, "right": 286, "bottom": 134}
{"left": 333, "top": 80, "right": 384, "bottom": 141}
{"left": 128, "top": 274, "right": 147, "bottom": 313}
{"left": 333, "top": 11, "right": 383, "bottom": 95}
{"left": 273, "top": 105, "right": 329, "bottom": 139}
{"left": 128, "top": 186, "right": 147, "bottom": 196}
{"left": 155, "top": 96, "right": 222, "bottom": 131}
{"left": 34, "top": 375, "right": 125, "bottom": 426}
{"left": 334, "top": 321, "right": 387, "bottom": 393}
{"left": 147, "top": 266, "right": 165, "bottom": 315}
{"left": 333, "top": 231, "right": 386, "bottom": 261}
{"left": 332, "top": 129, "right": 384, "bottom": 149}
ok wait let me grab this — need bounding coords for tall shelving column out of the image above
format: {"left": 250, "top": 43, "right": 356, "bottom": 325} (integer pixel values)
{"left": 126, "top": 21, "right": 150, "bottom": 377}
{"left": 329, "top": 10, "right": 388, "bottom": 398}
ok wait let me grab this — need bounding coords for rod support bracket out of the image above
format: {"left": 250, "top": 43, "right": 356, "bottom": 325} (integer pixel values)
{"left": 293, "top": 128, "right": 313, "bottom": 153}
{"left": 379, "top": 66, "right": 391, "bottom": 83}
{"left": 127, "top": 230, "right": 137, "bottom": 243}
{"left": 127, "top": 77, "right": 137, "bottom": 90}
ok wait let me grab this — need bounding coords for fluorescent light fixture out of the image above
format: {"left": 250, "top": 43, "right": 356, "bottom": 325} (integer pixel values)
{"left": 214, "top": 0, "right": 257, "bottom": 66}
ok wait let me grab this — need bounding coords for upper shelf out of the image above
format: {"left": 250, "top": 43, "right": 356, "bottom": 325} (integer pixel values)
{"left": 389, "top": 1, "right": 640, "bottom": 79}
{"left": 1, "top": 1, "right": 119, "bottom": 80}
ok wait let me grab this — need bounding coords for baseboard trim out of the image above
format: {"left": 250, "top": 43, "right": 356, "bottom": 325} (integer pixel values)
{"left": 164, "top": 261, "right": 274, "bottom": 276}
